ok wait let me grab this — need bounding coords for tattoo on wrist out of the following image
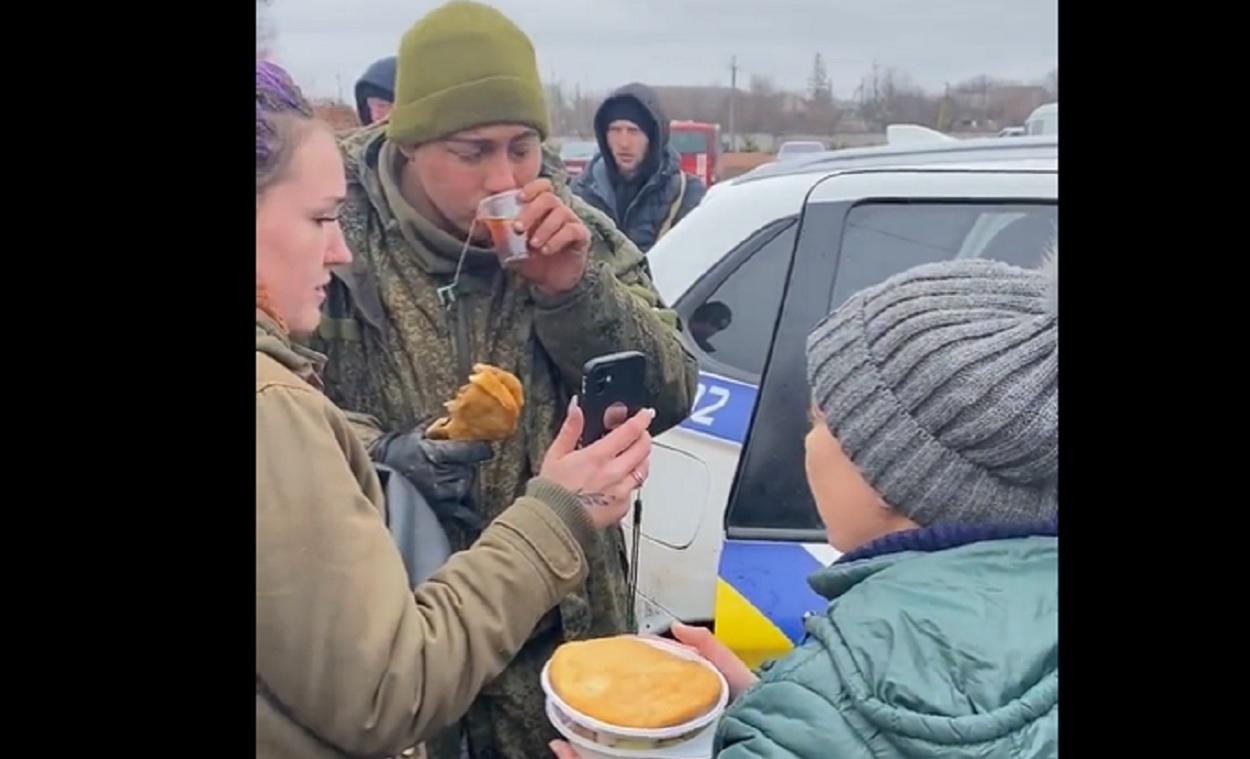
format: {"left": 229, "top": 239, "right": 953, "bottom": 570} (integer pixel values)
{"left": 575, "top": 490, "right": 611, "bottom": 508}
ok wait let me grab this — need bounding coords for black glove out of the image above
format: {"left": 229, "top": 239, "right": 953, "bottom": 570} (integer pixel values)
{"left": 370, "top": 428, "right": 493, "bottom": 505}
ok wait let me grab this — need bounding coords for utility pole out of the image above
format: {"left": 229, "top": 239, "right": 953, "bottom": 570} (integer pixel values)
{"left": 728, "top": 55, "right": 738, "bottom": 152}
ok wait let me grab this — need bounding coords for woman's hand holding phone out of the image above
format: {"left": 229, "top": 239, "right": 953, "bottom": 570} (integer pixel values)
{"left": 540, "top": 398, "right": 655, "bottom": 529}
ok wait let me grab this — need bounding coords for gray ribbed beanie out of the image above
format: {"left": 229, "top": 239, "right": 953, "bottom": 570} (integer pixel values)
{"left": 805, "top": 256, "right": 1057, "bottom": 527}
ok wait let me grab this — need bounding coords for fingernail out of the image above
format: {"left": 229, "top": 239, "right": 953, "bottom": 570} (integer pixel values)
{"left": 569, "top": 395, "right": 579, "bottom": 410}
{"left": 645, "top": 408, "right": 657, "bottom": 418}
{"left": 543, "top": 245, "right": 552, "bottom": 254}
{"left": 514, "top": 221, "right": 525, "bottom": 233}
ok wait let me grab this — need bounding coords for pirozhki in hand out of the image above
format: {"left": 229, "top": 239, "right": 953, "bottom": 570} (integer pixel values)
{"left": 427, "top": 363, "right": 524, "bottom": 442}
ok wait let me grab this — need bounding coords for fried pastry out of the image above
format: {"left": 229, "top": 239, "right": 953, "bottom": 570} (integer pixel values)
{"left": 548, "top": 636, "right": 722, "bottom": 729}
{"left": 426, "top": 364, "right": 524, "bottom": 442}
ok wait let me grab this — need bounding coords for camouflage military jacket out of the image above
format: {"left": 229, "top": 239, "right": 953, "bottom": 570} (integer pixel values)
{"left": 306, "top": 123, "right": 698, "bottom": 642}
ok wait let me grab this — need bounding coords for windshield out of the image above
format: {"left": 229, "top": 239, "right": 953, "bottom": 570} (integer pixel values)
{"left": 670, "top": 130, "right": 709, "bottom": 154}
{"left": 559, "top": 141, "right": 598, "bottom": 159}
{"left": 1027, "top": 112, "right": 1058, "bottom": 135}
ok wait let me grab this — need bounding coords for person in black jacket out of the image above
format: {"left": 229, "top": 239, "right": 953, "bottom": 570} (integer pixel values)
{"left": 354, "top": 56, "right": 396, "bottom": 125}
{"left": 571, "top": 82, "right": 706, "bottom": 253}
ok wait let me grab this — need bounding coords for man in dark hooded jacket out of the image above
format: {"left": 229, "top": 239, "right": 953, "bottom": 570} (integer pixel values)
{"left": 571, "top": 83, "right": 706, "bottom": 253}
{"left": 354, "top": 56, "right": 397, "bottom": 125}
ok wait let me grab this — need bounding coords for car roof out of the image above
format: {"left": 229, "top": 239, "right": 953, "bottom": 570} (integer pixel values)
{"left": 733, "top": 135, "right": 1057, "bottom": 185}
{"left": 650, "top": 135, "right": 1056, "bottom": 304}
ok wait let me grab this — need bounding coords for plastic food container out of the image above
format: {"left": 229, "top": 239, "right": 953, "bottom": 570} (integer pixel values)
{"left": 540, "top": 636, "right": 728, "bottom": 758}
{"left": 545, "top": 697, "right": 716, "bottom": 759}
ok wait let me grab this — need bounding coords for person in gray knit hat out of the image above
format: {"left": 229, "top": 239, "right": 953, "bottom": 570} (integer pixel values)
{"left": 551, "top": 253, "right": 1060, "bottom": 759}
{"left": 804, "top": 255, "right": 1058, "bottom": 545}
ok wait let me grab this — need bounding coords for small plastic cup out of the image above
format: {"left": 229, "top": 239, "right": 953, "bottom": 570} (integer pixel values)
{"left": 478, "top": 189, "right": 530, "bottom": 264}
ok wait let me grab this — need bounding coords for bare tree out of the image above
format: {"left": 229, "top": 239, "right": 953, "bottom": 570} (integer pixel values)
{"left": 883, "top": 68, "right": 932, "bottom": 124}
{"left": 567, "top": 85, "right": 602, "bottom": 138}
{"left": 744, "top": 75, "right": 786, "bottom": 134}
{"left": 545, "top": 79, "right": 568, "bottom": 137}
{"left": 946, "top": 74, "right": 1054, "bottom": 128}
{"left": 853, "top": 64, "right": 943, "bottom": 130}
{"left": 807, "top": 53, "right": 833, "bottom": 105}
{"left": 800, "top": 53, "right": 838, "bottom": 133}
{"left": 857, "top": 62, "right": 884, "bottom": 130}
{"left": 655, "top": 87, "right": 730, "bottom": 127}
{"left": 952, "top": 74, "right": 1002, "bottom": 125}
{"left": 541, "top": 62, "right": 1054, "bottom": 143}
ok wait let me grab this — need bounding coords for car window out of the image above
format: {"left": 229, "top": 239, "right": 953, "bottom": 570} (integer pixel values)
{"left": 726, "top": 200, "right": 1057, "bottom": 536}
{"left": 682, "top": 221, "right": 797, "bottom": 383}
{"left": 829, "top": 202, "right": 1056, "bottom": 307}
{"left": 1027, "top": 116, "right": 1055, "bottom": 135}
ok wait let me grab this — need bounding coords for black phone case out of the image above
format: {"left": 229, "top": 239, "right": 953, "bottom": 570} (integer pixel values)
{"left": 579, "top": 351, "right": 647, "bottom": 446}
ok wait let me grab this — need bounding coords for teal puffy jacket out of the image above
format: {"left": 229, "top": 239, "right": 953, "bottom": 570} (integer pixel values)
{"left": 715, "top": 528, "right": 1058, "bottom": 758}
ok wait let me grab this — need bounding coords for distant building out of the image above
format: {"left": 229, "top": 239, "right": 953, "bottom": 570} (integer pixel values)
{"left": 988, "top": 85, "right": 1050, "bottom": 125}
{"left": 950, "top": 83, "right": 1049, "bottom": 130}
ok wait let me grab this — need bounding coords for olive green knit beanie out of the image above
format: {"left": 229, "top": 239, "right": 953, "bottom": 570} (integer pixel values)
{"left": 387, "top": 1, "right": 551, "bottom": 146}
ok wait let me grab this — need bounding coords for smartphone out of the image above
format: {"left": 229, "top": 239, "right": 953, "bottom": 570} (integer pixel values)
{"left": 578, "top": 351, "right": 648, "bottom": 446}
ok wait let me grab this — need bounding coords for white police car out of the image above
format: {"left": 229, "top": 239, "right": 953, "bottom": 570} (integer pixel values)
{"left": 631, "top": 133, "right": 1058, "bottom": 666}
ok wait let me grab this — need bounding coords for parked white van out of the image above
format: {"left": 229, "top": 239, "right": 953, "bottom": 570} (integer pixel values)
{"left": 1026, "top": 102, "right": 1058, "bottom": 136}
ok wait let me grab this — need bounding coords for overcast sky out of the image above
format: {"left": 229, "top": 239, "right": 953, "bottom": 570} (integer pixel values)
{"left": 262, "top": 0, "right": 1057, "bottom": 102}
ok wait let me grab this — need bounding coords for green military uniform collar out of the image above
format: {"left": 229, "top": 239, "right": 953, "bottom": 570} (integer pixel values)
{"left": 376, "top": 140, "right": 500, "bottom": 280}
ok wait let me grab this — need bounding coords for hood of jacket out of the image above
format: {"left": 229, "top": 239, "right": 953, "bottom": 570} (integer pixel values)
{"left": 354, "top": 56, "right": 397, "bottom": 125}
{"left": 578, "top": 143, "right": 683, "bottom": 220}
{"left": 592, "top": 82, "right": 670, "bottom": 184}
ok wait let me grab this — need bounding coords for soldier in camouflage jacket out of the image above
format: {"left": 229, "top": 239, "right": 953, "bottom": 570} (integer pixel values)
{"left": 305, "top": 3, "right": 698, "bottom": 758}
